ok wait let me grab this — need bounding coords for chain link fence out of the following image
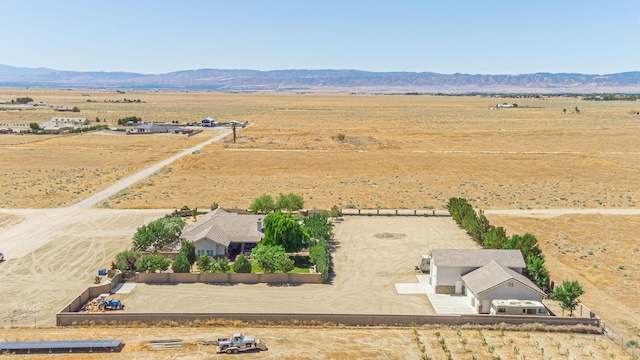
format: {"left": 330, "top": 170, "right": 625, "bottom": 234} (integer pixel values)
{"left": 577, "top": 303, "right": 640, "bottom": 359}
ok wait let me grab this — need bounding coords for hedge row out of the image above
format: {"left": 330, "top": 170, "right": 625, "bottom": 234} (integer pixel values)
{"left": 448, "top": 197, "right": 550, "bottom": 291}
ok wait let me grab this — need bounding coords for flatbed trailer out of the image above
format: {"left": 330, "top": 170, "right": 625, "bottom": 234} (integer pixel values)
{"left": 216, "top": 340, "right": 268, "bottom": 354}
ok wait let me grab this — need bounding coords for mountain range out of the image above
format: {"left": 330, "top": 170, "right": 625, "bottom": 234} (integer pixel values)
{"left": 1, "top": 64, "right": 639, "bottom": 93}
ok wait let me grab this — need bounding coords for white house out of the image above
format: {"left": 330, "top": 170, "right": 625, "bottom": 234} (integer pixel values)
{"left": 130, "top": 123, "right": 180, "bottom": 133}
{"left": 462, "top": 259, "right": 546, "bottom": 314}
{"left": 180, "top": 208, "right": 264, "bottom": 259}
{"left": 429, "top": 249, "right": 526, "bottom": 294}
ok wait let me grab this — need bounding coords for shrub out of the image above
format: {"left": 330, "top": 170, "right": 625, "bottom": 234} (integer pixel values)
{"left": 233, "top": 254, "right": 252, "bottom": 273}
{"left": 136, "top": 255, "right": 171, "bottom": 273}
{"left": 172, "top": 253, "right": 191, "bottom": 273}
{"left": 196, "top": 255, "right": 214, "bottom": 273}
{"left": 114, "top": 250, "right": 141, "bottom": 271}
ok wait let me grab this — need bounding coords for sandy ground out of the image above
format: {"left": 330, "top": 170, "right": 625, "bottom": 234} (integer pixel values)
{"left": 0, "top": 209, "right": 170, "bottom": 327}
{"left": 118, "top": 217, "right": 476, "bottom": 314}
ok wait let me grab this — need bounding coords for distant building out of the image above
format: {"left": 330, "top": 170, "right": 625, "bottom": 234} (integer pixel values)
{"left": 130, "top": 123, "right": 181, "bottom": 134}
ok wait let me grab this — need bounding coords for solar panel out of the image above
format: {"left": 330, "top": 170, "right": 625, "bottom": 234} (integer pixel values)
{"left": 0, "top": 339, "right": 122, "bottom": 351}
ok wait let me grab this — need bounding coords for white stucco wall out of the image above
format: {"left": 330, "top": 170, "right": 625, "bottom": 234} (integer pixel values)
{"left": 433, "top": 266, "right": 478, "bottom": 286}
{"left": 195, "top": 239, "right": 227, "bottom": 257}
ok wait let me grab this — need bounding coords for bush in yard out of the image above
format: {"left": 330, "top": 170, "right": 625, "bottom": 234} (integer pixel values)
{"left": 303, "top": 211, "right": 333, "bottom": 242}
{"left": 212, "top": 257, "right": 230, "bottom": 273}
{"left": 114, "top": 250, "right": 141, "bottom": 271}
{"left": 136, "top": 255, "right": 171, "bottom": 273}
{"left": 251, "top": 245, "right": 294, "bottom": 273}
{"left": 172, "top": 253, "right": 191, "bottom": 273}
{"left": 196, "top": 255, "right": 214, "bottom": 272}
{"left": 309, "top": 238, "right": 330, "bottom": 283}
{"left": 132, "top": 215, "right": 185, "bottom": 251}
{"left": 233, "top": 254, "right": 252, "bottom": 273}
{"left": 179, "top": 239, "right": 196, "bottom": 266}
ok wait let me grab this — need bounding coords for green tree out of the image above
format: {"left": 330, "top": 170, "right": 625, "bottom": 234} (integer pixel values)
{"left": 14, "top": 97, "right": 33, "bottom": 104}
{"left": 135, "top": 255, "right": 171, "bottom": 273}
{"left": 171, "top": 253, "right": 191, "bottom": 273}
{"left": 303, "top": 212, "right": 333, "bottom": 241}
{"left": 261, "top": 212, "right": 310, "bottom": 252}
{"left": 196, "top": 255, "right": 214, "bottom": 273}
{"left": 275, "top": 193, "right": 305, "bottom": 213}
{"left": 114, "top": 250, "right": 141, "bottom": 271}
{"left": 249, "top": 194, "right": 276, "bottom": 213}
{"left": 550, "top": 280, "right": 585, "bottom": 316}
{"left": 179, "top": 239, "right": 196, "bottom": 267}
{"left": 502, "top": 233, "right": 542, "bottom": 261}
{"left": 132, "top": 215, "right": 185, "bottom": 251}
{"left": 526, "top": 254, "right": 550, "bottom": 290}
{"left": 482, "top": 225, "right": 508, "bottom": 249}
{"left": 251, "top": 245, "right": 294, "bottom": 273}
{"left": 308, "top": 238, "right": 328, "bottom": 264}
{"left": 233, "top": 254, "right": 252, "bottom": 273}
{"left": 29, "top": 122, "right": 40, "bottom": 131}
{"left": 465, "top": 210, "right": 490, "bottom": 244}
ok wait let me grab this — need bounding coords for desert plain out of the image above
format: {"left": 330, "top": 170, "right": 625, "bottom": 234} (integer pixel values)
{"left": 0, "top": 89, "right": 639, "bottom": 358}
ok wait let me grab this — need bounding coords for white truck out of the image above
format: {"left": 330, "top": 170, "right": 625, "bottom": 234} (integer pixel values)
{"left": 215, "top": 333, "right": 268, "bottom": 354}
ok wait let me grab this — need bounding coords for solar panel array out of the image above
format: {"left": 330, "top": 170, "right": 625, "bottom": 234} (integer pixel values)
{"left": 0, "top": 339, "right": 122, "bottom": 351}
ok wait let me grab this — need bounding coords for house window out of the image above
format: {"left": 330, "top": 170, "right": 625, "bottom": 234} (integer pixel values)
{"left": 508, "top": 282, "right": 514, "bottom": 287}
{"left": 197, "top": 250, "right": 205, "bottom": 257}
{"left": 206, "top": 250, "right": 214, "bottom": 257}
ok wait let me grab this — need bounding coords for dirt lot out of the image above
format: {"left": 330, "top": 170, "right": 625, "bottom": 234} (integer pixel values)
{"left": 0, "top": 209, "right": 169, "bottom": 327}
{"left": 1, "top": 90, "right": 639, "bottom": 357}
{"left": 0, "top": 325, "right": 633, "bottom": 359}
{"left": 120, "top": 217, "right": 475, "bottom": 314}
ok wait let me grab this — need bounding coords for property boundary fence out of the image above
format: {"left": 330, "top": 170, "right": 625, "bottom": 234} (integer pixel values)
{"left": 574, "top": 302, "right": 640, "bottom": 359}
{"left": 56, "top": 311, "right": 600, "bottom": 327}
{"left": 341, "top": 208, "right": 450, "bottom": 217}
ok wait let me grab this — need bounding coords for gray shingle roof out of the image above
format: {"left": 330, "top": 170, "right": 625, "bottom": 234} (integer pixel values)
{"left": 462, "top": 259, "right": 545, "bottom": 296}
{"left": 181, "top": 208, "right": 263, "bottom": 247}
{"left": 430, "top": 249, "right": 525, "bottom": 268}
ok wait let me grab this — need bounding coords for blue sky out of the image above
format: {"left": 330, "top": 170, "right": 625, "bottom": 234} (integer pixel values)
{"left": 3, "top": 1, "right": 638, "bottom": 75}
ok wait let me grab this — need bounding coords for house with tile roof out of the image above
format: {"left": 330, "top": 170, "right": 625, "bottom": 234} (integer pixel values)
{"left": 180, "top": 208, "right": 264, "bottom": 259}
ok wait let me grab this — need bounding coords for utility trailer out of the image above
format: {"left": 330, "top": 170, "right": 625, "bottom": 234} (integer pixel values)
{"left": 214, "top": 333, "right": 268, "bottom": 354}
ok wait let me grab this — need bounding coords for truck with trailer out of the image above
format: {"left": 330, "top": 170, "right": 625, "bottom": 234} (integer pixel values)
{"left": 215, "top": 333, "right": 267, "bottom": 354}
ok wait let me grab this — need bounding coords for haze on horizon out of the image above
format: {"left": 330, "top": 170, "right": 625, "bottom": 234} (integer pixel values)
{"left": 2, "top": 1, "right": 639, "bottom": 75}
